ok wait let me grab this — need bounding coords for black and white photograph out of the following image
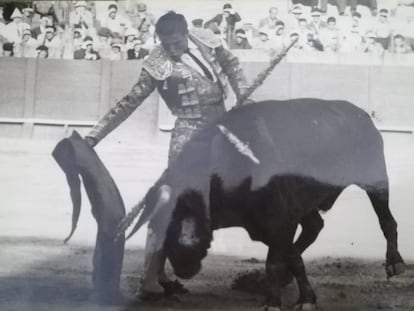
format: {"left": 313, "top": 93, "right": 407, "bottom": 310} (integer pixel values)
{"left": 0, "top": 0, "right": 414, "bottom": 310}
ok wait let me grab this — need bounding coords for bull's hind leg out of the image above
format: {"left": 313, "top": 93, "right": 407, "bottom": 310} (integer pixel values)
{"left": 367, "top": 187, "right": 405, "bottom": 278}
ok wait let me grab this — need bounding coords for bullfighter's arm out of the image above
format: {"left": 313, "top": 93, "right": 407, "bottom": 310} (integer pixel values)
{"left": 215, "top": 46, "right": 249, "bottom": 105}
{"left": 86, "top": 69, "right": 156, "bottom": 145}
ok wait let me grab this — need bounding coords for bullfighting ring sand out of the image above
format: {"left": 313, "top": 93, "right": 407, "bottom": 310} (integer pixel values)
{"left": 1, "top": 135, "right": 414, "bottom": 310}
{"left": 1, "top": 239, "right": 414, "bottom": 311}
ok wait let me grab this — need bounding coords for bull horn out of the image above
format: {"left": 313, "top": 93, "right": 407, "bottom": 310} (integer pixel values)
{"left": 125, "top": 184, "right": 172, "bottom": 240}
{"left": 115, "top": 199, "right": 146, "bottom": 242}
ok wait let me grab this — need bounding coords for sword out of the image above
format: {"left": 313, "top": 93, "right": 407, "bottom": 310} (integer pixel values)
{"left": 236, "top": 37, "right": 298, "bottom": 106}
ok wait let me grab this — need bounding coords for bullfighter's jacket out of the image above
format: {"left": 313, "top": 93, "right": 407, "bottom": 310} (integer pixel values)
{"left": 87, "top": 28, "right": 249, "bottom": 144}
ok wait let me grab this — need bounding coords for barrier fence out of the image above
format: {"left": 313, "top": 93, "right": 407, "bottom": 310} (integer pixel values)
{"left": 0, "top": 52, "right": 413, "bottom": 142}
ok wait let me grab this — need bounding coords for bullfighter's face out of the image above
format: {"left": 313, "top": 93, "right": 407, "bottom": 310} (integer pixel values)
{"left": 164, "top": 190, "right": 212, "bottom": 279}
{"left": 159, "top": 32, "right": 189, "bottom": 61}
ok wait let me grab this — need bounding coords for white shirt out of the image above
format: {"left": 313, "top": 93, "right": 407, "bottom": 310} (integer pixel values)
{"left": 180, "top": 40, "right": 216, "bottom": 82}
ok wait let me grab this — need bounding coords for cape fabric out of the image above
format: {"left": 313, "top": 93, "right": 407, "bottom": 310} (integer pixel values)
{"left": 52, "top": 130, "right": 125, "bottom": 300}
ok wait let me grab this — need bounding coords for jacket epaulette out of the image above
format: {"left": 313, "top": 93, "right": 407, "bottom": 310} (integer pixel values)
{"left": 142, "top": 46, "right": 173, "bottom": 80}
{"left": 189, "top": 28, "right": 221, "bottom": 49}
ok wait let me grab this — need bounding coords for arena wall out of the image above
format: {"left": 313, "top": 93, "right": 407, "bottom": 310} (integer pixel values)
{"left": 0, "top": 53, "right": 413, "bottom": 142}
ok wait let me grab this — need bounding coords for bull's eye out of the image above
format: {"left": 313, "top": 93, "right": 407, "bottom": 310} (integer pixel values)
{"left": 178, "top": 217, "right": 200, "bottom": 247}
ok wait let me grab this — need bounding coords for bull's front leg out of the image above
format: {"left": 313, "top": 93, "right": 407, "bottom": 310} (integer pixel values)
{"left": 264, "top": 223, "right": 297, "bottom": 311}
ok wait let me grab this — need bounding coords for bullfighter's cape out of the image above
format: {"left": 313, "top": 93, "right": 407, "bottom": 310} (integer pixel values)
{"left": 52, "top": 130, "right": 125, "bottom": 302}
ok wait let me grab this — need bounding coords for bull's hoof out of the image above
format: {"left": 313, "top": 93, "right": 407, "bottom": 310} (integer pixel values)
{"left": 386, "top": 262, "right": 406, "bottom": 278}
{"left": 295, "top": 303, "right": 318, "bottom": 311}
{"left": 160, "top": 279, "right": 189, "bottom": 296}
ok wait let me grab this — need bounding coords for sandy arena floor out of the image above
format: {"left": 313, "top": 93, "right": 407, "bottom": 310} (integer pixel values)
{"left": 1, "top": 132, "right": 413, "bottom": 310}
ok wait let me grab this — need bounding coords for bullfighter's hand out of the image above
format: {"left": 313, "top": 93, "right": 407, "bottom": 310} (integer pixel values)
{"left": 84, "top": 136, "right": 97, "bottom": 148}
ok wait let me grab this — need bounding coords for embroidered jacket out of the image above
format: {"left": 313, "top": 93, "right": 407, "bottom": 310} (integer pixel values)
{"left": 88, "top": 28, "right": 248, "bottom": 144}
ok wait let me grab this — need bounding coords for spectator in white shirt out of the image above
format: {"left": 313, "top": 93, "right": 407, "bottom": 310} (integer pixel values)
{"left": 252, "top": 28, "right": 274, "bottom": 50}
{"left": 41, "top": 25, "right": 62, "bottom": 59}
{"left": 320, "top": 17, "right": 340, "bottom": 49}
{"left": 259, "top": 7, "right": 281, "bottom": 30}
{"left": 102, "top": 4, "right": 130, "bottom": 37}
{"left": 4, "top": 8, "right": 30, "bottom": 45}
{"left": 69, "top": 1, "right": 94, "bottom": 30}
{"left": 109, "top": 42, "right": 123, "bottom": 60}
{"left": 95, "top": 27, "right": 112, "bottom": 59}
{"left": 372, "top": 9, "right": 392, "bottom": 50}
{"left": 391, "top": 34, "right": 413, "bottom": 54}
{"left": 16, "top": 28, "right": 39, "bottom": 58}
{"left": 124, "top": 27, "right": 138, "bottom": 50}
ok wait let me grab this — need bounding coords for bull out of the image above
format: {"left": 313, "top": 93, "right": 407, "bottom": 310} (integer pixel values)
{"left": 120, "top": 99, "right": 405, "bottom": 310}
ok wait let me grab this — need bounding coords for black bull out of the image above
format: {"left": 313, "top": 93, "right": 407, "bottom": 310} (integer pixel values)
{"left": 129, "top": 99, "right": 405, "bottom": 309}
{"left": 53, "top": 99, "right": 405, "bottom": 309}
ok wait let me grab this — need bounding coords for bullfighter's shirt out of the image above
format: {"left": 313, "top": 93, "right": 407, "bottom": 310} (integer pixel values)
{"left": 88, "top": 28, "right": 248, "bottom": 144}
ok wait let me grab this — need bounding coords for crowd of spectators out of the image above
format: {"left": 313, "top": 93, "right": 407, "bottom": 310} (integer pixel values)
{"left": 0, "top": 0, "right": 413, "bottom": 60}
{"left": 0, "top": 1, "right": 154, "bottom": 59}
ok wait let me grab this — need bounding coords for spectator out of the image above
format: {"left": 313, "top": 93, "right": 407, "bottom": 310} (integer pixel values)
{"left": 0, "top": 4, "right": 6, "bottom": 42}
{"left": 348, "top": 12, "right": 364, "bottom": 36}
{"left": 74, "top": 37, "right": 100, "bottom": 60}
{"left": 271, "top": 21, "right": 288, "bottom": 52}
{"left": 320, "top": 0, "right": 347, "bottom": 15}
{"left": 130, "top": 3, "right": 155, "bottom": 33}
{"left": 2, "top": 42, "right": 14, "bottom": 57}
{"left": 191, "top": 18, "right": 203, "bottom": 29}
{"left": 340, "top": 26, "right": 363, "bottom": 53}
{"left": 403, "top": 17, "right": 414, "bottom": 50}
{"left": 289, "top": 32, "right": 303, "bottom": 51}
{"left": 124, "top": 28, "right": 138, "bottom": 50}
{"left": 324, "top": 33, "right": 340, "bottom": 52}
{"left": 391, "top": 34, "right": 412, "bottom": 53}
{"left": 297, "top": 18, "right": 311, "bottom": 48}
{"left": 101, "top": 3, "right": 131, "bottom": 37}
{"left": 41, "top": 25, "right": 62, "bottom": 59}
{"left": 22, "top": 7, "right": 35, "bottom": 27}
{"left": 72, "top": 26, "right": 85, "bottom": 51}
{"left": 229, "top": 29, "right": 251, "bottom": 49}
{"left": 205, "top": 3, "right": 241, "bottom": 46}
{"left": 137, "top": 20, "right": 155, "bottom": 47}
{"left": 308, "top": 8, "right": 327, "bottom": 39}
{"left": 36, "top": 45, "right": 48, "bottom": 58}
{"left": 372, "top": 9, "right": 392, "bottom": 50}
{"left": 127, "top": 38, "right": 149, "bottom": 59}
{"left": 31, "top": 16, "right": 51, "bottom": 40}
{"left": 33, "top": 1, "right": 59, "bottom": 26}
{"left": 349, "top": 0, "right": 377, "bottom": 16}
{"left": 304, "top": 33, "right": 324, "bottom": 51}
{"left": 251, "top": 28, "right": 274, "bottom": 49}
{"left": 241, "top": 22, "right": 259, "bottom": 46}
{"left": 4, "top": 8, "right": 30, "bottom": 44}
{"left": 287, "top": 5, "right": 304, "bottom": 33}
{"left": 69, "top": 1, "right": 94, "bottom": 30}
{"left": 259, "top": 7, "right": 281, "bottom": 30}
{"left": 17, "top": 28, "right": 39, "bottom": 58}
{"left": 320, "top": 17, "right": 340, "bottom": 49}
{"left": 95, "top": 27, "right": 112, "bottom": 59}
{"left": 109, "top": 42, "right": 123, "bottom": 60}
{"left": 111, "top": 31, "right": 124, "bottom": 45}
{"left": 362, "top": 31, "right": 384, "bottom": 55}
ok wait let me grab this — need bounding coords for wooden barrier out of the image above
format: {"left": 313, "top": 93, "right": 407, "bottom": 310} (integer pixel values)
{"left": 1, "top": 54, "right": 414, "bottom": 141}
